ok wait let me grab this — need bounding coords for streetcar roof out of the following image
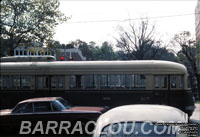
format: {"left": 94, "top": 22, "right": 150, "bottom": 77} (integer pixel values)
{"left": 0, "top": 60, "right": 187, "bottom": 74}
{"left": 94, "top": 105, "right": 188, "bottom": 136}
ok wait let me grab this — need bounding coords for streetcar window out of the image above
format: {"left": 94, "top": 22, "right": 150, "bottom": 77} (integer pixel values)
{"left": 121, "top": 75, "right": 131, "bottom": 89}
{"left": 70, "top": 74, "right": 145, "bottom": 90}
{"left": 2, "top": 76, "right": 8, "bottom": 88}
{"left": 37, "top": 76, "right": 49, "bottom": 89}
{"left": 1, "top": 75, "right": 31, "bottom": 90}
{"left": 178, "top": 75, "right": 184, "bottom": 88}
{"left": 85, "top": 75, "right": 92, "bottom": 88}
{"left": 70, "top": 75, "right": 76, "bottom": 88}
{"left": 51, "top": 76, "right": 64, "bottom": 89}
{"left": 155, "top": 76, "right": 160, "bottom": 88}
{"left": 171, "top": 76, "right": 177, "bottom": 88}
{"left": 110, "top": 75, "right": 131, "bottom": 89}
{"left": 161, "top": 76, "right": 167, "bottom": 88}
{"left": 0, "top": 76, "right": 2, "bottom": 88}
{"left": 21, "top": 76, "right": 31, "bottom": 89}
{"left": 13, "top": 75, "right": 20, "bottom": 88}
{"left": 70, "top": 75, "right": 83, "bottom": 89}
{"left": 110, "top": 75, "right": 120, "bottom": 88}
{"left": 115, "top": 75, "right": 121, "bottom": 88}
{"left": 101, "top": 74, "right": 123, "bottom": 89}
{"left": 132, "top": 74, "right": 146, "bottom": 89}
{"left": 84, "top": 75, "right": 98, "bottom": 89}
{"left": 154, "top": 75, "right": 168, "bottom": 89}
{"left": 4, "top": 75, "right": 20, "bottom": 89}
{"left": 51, "top": 76, "right": 57, "bottom": 89}
{"left": 57, "top": 76, "right": 64, "bottom": 88}
{"left": 101, "top": 75, "right": 109, "bottom": 88}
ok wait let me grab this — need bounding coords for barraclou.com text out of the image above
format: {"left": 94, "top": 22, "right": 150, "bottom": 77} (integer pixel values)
{"left": 19, "top": 121, "right": 96, "bottom": 135}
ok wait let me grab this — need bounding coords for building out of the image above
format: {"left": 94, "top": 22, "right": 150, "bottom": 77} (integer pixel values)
{"left": 56, "top": 48, "right": 86, "bottom": 61}
{"left": 195, "top": 0, "right": 200, "bottom": 93}
{"left": 195, "top": 0, "right": 200, "bottom": 42}
{"left": 14, "top": 46, "right": 54, "bottom": 56}
{"left": 14, "top": 47, "right": 86, "bottom": 61}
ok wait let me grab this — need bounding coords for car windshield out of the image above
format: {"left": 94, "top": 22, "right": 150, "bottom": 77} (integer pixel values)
{"left": 55, "top": 98, "right": 73, "bottom": 110}
{"left": 100, "top": 122, "right": 177, "bottom": 137}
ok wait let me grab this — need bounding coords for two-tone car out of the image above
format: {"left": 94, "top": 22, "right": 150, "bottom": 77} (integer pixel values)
{"left": 0, "top": 97, "right": 108, "bottom": 136}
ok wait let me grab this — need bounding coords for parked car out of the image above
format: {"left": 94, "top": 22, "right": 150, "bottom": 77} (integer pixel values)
{"left": 0, "top": 97, "right": 108, "bottom": 136}
{"left": 93, "top": 105, "right": 189, "bottom": 137}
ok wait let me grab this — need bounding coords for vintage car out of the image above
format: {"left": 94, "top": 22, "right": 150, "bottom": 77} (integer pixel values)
{"left": 0, "top": 97, "right": 108, "bottom": 136}
{"left": 93, "top": 105, "right": 189, "bottom": 137}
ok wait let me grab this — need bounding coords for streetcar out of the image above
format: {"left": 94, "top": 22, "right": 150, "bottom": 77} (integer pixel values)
{"left": 0, "top": 56, "right": 195, "bottom": 116}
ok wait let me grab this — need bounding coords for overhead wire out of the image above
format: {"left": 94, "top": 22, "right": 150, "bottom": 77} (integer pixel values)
{"left": 66, "top": 12, "right": 200, "bottom": 24}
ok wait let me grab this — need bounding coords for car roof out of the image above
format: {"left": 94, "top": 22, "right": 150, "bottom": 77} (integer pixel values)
{"left": 19, "top": 97, "right": 61, "bottom": 104}
{"left": 94, "top": 105, "right": 188, "bottom": 136}
{"left": 99, "top": 105, "right": 188, "bottom": 123}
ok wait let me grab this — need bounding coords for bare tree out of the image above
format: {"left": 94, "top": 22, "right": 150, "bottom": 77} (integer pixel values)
{"left": 115, "top": 19, "right": 161, "bottom": 60}
{"left": 172, "top": 31, "right": 200, "bottom": 93}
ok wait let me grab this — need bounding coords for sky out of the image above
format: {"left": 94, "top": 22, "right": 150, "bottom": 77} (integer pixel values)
{"left": 54, "top": 0, "right": 198, "bottom": 46}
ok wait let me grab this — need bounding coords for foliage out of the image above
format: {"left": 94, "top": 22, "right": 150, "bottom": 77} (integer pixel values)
{"left": 172, "top": 31, "right": 200, "bottom": 92}
{"left": 65, "top": 40, "right": 120, "bottom": 60}
{"left": 46, "top": 40, "right": 62, "bottom": 53}
{"left": 1, "top": 0, "right": 68, "bottom": 56}
{"left": 96, "top": 42, "right": 114, "bottom": 60}
{"left": 64, "top": 39, "right": 177, "bottom": 62}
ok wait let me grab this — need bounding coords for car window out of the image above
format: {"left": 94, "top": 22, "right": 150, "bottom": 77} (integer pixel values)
{"left": 16, "top": 103, "right": 33, "bottom": 113}
{"left": 54, "top": 100, "right": 66, "bottom": 110}
{"left": 51, "top": 102, "right": 60, "bottom": 111}
{"left": 33, "top": 102, "right": 52, "bottom": 112}
{"left": 12, "top": 103, "right": 26, "bottom": 113}
{"left": 57, "top": 98, "right": 72, "bottom": 109}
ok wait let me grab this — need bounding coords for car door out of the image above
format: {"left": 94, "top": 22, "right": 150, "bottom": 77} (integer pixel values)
{"left": 32, "top": 101, "right": 56, "bottom": 122}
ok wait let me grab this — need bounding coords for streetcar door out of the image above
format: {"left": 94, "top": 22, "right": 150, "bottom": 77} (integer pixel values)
{"left": 36, "top": 76, "right": 50, "bottom": 91}
{"left": 154, "top": 75, "right": 169, "bottom": 105}
{"left": 169, "top": 75, "right": 184, "bottom": 108}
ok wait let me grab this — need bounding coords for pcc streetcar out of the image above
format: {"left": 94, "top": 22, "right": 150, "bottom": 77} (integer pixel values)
{"left": 0, "top": 56, "right": 195, "bottom": 116}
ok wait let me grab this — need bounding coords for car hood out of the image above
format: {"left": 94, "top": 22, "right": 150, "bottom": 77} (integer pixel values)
{"left": 0, "top": 109, "right": 12, "bottom": 116}
{"left": 63, "top": 106, "right": 106, "bottom": 113}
